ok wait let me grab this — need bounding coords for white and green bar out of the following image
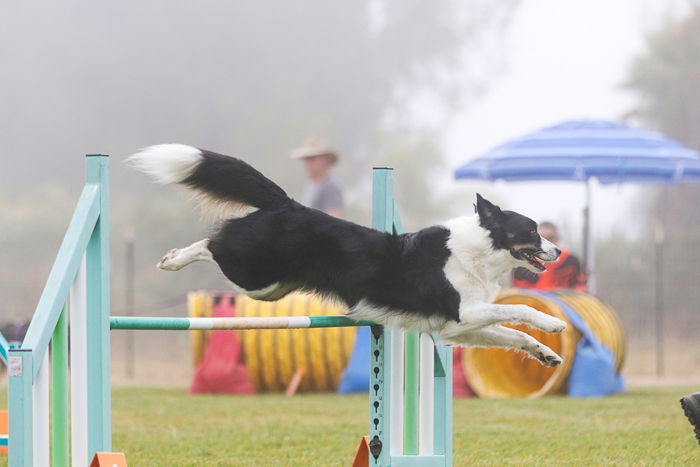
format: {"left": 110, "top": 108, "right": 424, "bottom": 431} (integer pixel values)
{"left": 110, "top": 315, "right": 374, "bottom": 331}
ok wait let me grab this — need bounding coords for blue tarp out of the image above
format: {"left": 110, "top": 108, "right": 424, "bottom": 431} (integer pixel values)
{"left": 535, "top": 291, "right": 625, "bottom": 397}
{"left": 337, "top": 326, "right": 370, "bottom": 393}
{"left": 336, "top": 292, "right": 625, "bottom": 397}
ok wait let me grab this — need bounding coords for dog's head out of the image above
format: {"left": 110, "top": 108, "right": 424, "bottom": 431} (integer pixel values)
{"left": 475, "top": 194, "right": 560, "bottom": 272}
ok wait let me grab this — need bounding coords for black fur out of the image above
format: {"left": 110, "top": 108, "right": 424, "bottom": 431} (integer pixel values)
{"left": 476, "top": 194, "right": 543, "bottom": 260}
{"left": 148, "top": 148, "right": 552, "bottom": 326}
{"left": 208, "top": 203, "right": 461, "bottom": 322}
{"left": 182, "top": 150, "right": 289, "bottom": 210}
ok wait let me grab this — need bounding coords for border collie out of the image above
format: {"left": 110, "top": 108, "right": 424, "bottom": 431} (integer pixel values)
{"left": 129, "top": 144, "right": 567, "bottom": 367}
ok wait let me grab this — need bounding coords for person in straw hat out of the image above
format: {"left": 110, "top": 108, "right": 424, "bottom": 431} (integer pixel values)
{"left": 290, "top": 138, "right": 344, "bottom": 218}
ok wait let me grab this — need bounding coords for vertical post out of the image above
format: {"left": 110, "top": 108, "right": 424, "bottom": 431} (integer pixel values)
{"left": 432, "top": 345, "right": 452, "bottom": 461}
{"left": 52, "top": 306, "right": 70, "bottom": 467}
{"left": 654, "top": 223, "right": 665, "bottom": 377}
{"left": 418, "top": 333, "right": 434, "bottom": 455}
{"left": 389, "top": 198, "right": 406, "bottom": 457}
{"left": 369, "top": 168, "right": 399, "bottom": 465}
{"left": 8, "top": 349, "right": 34, "bottom": 466}
{"left": 71, "top": 257, "right": 89, "bottom": 466}
{"left": 403, "top": 332, "right": 419, "bottom": 454}
{"left": 582, "top": 179, "right": 595, "bottom": 292}
{"left": 125, "top": 229, "right": 136, "bottom": 379}
{"left": 581, "top": 182, "right": 589, "bottom": 274}
{"left": 388, "top": 330, "right": 404, "bottom": 456}
{"left": 33, "top": 351, "right": 50, "bottom": 467}
{"left": 0, "top": 332, "right": 8, "bottom": 365}
{"left": 85, "top": 154, "right": 112, "bottom": 457}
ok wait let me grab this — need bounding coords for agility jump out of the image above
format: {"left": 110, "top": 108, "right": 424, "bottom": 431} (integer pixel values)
{"left": 7, "top": 156, "right": 453, "bottom": 466}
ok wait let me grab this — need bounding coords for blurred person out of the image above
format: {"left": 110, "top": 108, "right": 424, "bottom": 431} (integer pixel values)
{"left": 512, "top": 221, "right": 587, "bottom": 291}
{"left": 290, "top": 138, "right": 344, "bottom": 218}
{"left": 680, "top": 392, "right": 700, "bottom": 445}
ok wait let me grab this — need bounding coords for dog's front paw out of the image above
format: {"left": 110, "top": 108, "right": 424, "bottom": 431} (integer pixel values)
{"left": 157, "top": 248, "right": 182, "bottom": 271}
{"left": 542, "top": 316, "right": 567, "bottom": 334}
{"left": 537, "top": 351, "right": 563, "bottom": 367}
{"left": 533, "top": 344, "right": 563, "bottom": 367}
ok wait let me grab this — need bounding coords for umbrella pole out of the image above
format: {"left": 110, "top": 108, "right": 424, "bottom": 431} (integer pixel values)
{"left": 654, "top": 223, "right": 665, "bottom": 377}
{"left": 582, "top": 179, "right": 595, "bottom": 292}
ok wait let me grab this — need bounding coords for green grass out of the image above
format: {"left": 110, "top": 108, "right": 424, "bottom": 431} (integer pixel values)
{"left": 1, "top": 386, "right": 699, "bottom": 466}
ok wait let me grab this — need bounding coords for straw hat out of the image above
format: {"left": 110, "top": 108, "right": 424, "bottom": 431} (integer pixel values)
{"left": 289, "top": 137, "right": 339, "bottom": 165}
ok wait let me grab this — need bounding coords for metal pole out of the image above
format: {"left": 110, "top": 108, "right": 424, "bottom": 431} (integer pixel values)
{"left": 125, "top": 228, "right": 135, "bottom": 379}
{"left": 582, "top": 179, "right": 595, "bottom": 292}
{"left": 369, "top": 167, "right": 399, "bottom": 465}
{"left": 85, "top": 154, "right": 112, "bottom": 457}
{"left": 110, "top": 315, "right": 373, "bottom": 330}
{"left": 654, "top": 223, "right": 665, "bottom": 377}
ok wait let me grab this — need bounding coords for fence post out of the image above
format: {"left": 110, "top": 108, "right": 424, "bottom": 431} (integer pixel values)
{"left": 52, "top": 306, "right": 70, "bottom": 467}
{"left": 432, "top": 345, "right": 453, "bottom": 462}
{"left": 369, "top": 168, "right": 405, "bottom": 465}
{"left": 85, "top": 154, "right": 112, "bottom": 457}
{"left": 8, "top": 349, "right": 34, "bottom": 466}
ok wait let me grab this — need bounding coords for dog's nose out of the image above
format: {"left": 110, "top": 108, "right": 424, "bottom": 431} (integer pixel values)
{"left": 555, "top": 247, "right": 561, "bottom": 257}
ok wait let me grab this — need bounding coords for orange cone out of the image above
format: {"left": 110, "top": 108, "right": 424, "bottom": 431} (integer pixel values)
{"left": 90, "top": 452, "right": 127, "bottom": 467}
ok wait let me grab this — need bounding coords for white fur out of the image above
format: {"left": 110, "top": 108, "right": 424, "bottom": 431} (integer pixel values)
{"left": 538, "top": 237, "right": 560, "bottom": 261}
{"left": 436, "top": 215, "right": 567, "bottom": 366}
{"left": 347, "top": 299, "right": 448, "bottom": 333}
{"left": 227, "top": 281, "right": 282, "bottom": 300}
{"left": 157, "top": 239, "right": 215, "bottom": 271}
{"left": 194, "top": 195, "right": 259, "bottom": 220}
{"left": 157, "top": 239, "right": 282, "bottom": 299}
{"left": 442, "top": 216, "right": 516, "bottom": 305}
{"left": 129, "top": 144, "right": 259, "bottom": 219}
{"left": 127, "top": 144, "right": 203, "bottom": 184}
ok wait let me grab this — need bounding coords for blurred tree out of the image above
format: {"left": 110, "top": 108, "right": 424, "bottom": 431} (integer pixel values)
{"left": 625, "top": 3, "right": 700, "bottom": 148}
{"left": 595, "top": 3, "right": 700, "bottom": 375}
{"left": 623, "top": 1, "right": 700, "bottom": 320}
{"left": 0, "top": 0, "right": 517, "bottom": 192}
{"left": 0, "top": 0, "right": 519, "bottom": 321}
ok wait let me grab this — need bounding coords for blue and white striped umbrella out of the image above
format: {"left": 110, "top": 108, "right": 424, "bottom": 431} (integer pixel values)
{"left": 454, "top": 120, "right": 700, "bottom": 184}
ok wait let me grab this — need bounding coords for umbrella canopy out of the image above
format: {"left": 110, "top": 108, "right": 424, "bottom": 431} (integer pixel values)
{"left": 454, "top": 119, "right": 700, "bottom": 184}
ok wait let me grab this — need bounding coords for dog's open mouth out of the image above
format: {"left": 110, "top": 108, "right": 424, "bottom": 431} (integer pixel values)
{"left": 517, "top": 249, "right": 547, "bottom": 272}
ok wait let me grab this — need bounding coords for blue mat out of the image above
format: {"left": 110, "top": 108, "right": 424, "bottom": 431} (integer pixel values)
{"left": 536, "top": 291, "right": 625, "bottom": 397}
{"left": 337, "top": 326, "right": 370, "bottom": 393}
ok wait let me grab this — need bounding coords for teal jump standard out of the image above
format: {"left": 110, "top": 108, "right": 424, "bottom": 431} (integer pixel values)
{"left": 7, "top": 156, "right": 453, "bottom": 467}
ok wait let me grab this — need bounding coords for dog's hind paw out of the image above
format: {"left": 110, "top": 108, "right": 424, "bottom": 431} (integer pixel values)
{"left": 157, "top": 248, "right": 183, "bottom": 271}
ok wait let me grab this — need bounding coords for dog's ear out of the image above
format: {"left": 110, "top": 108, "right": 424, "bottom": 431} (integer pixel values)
{"left": 476, "top": 193, "right": 503, "bottom": 226}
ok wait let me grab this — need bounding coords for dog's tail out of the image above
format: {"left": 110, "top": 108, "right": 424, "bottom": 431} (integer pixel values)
{"left": 127, "top": 144, "right": 290, "bottom": 218}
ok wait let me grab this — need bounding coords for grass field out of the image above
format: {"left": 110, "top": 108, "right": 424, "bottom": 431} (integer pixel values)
{"left": 1, "top": 385, "right": 699, "bottom": 466}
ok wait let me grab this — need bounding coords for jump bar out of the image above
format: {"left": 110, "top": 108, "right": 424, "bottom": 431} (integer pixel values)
{"left": 109, "top": 315, "right": 374, "bottom": 331}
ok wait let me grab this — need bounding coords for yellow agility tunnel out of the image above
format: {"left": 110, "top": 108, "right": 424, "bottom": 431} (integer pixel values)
{"left": 190, "top": 291, "right": 356, "bottom": 393}
{"left": 463, "top": 289, "right": 626, "bottom": 398}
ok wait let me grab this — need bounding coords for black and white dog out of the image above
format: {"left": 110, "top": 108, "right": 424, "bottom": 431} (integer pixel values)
{"left": 129, "top": 144, "right": 567, "bottom": 367}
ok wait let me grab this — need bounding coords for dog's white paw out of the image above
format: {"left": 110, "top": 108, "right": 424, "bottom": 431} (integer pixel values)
{"left": 541, "top": 316, "right": 567, "bottom": 334}
{"left": 157, "top": 248, "right": 183, "bottom": 271}
{"left": 531, "top": 344, "right": 563, "bottom": 367}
